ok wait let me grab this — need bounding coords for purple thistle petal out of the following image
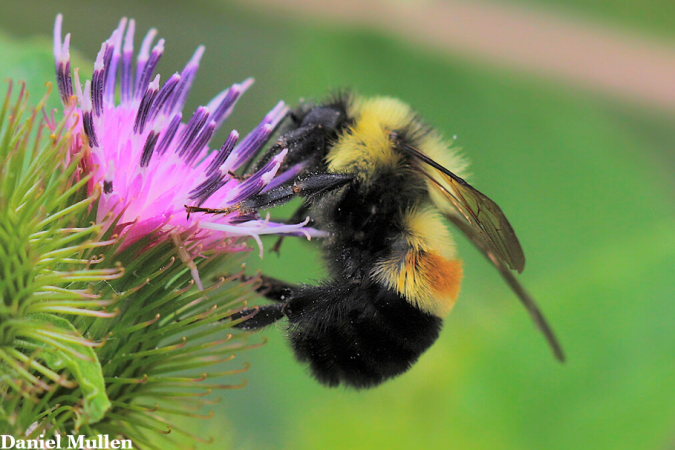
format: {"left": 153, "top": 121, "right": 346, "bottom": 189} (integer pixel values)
{"left": 81, "top": 79, "right": 99, "bottom": 147}
{"left": 184, "top": 120, "right": 216, "bottom": 165}
{"left": 134, "top": 74, "right": 160, "bottom": 134}
{"left": 176, "top": 106, "right": 209, "bottom": 158}
{"left": 104, "top": 19, "right": 126, "bottom": 105}
{"left": 225, "top": 101, "right": 288, "bottom": 171}
{"left": 165, "top": 46, "right": 204, "bottom": 115}
{"left": 206, "top": 131, "right": 239, "bottom": 176}
{"left": 222, "top": 123, "right": 265, "bottom": 173}
{"left": 134, "top": 38, "right": 164, "bottom": 101}
{"left": 135, "top": 28, "right": 157, "bottom": 93}
{"left": 261, "top": 219, "right": 328, "bottom": 239}
{"left": 102, "top": 39, "right": 115, "bottom": 103}
{"left": 209, "top": 77, "right": 254, "bottom": 129}
{"left": 91, "top": 42, "right": 111, "bottom": 117}
{"left": 121, "top": 19, "right": 136, "bottom": 103}
{"left": 155, "top": 112, "right": 182, "bottom": 155}
{"left": 188, "top": 172, "right": 228, "bottom": 205}
{"left": 140, "top": 129, "right": 160, "bottom": 167}
{"left": 53, "top": 16, "right": 74, "bottom": 105}
{"left": 148, "top": 73, "right": 180, "bottom": 122}
{"left": 199, "top": 215, "right": 326, "bottom": 258}
{"left": 53, "top": 14, "right": 63, "bottom": 65}
{"left": 57, "top": 42, "right": 73, "bottom": 105}
{"left": 82, "top": 111, "right": 98, "bottom": 148}
{"left": 227, "top": 149, "right": 287, "bottom": 205}
{"left": 230, "top": 123, "right": 274, "bottom": 170}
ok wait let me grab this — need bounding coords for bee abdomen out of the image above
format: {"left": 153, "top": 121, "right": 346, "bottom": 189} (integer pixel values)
{"left": 285, "top": 282, "right": 442, "bottom": 389}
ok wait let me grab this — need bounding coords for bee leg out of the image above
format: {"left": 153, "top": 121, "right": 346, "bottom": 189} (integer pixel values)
{"left": 246, "top": 274, "right": 294, "bottom": 303}
{"left": 243, "top": 125, "right": 317, "bottom": 174}
{"left": 231, "top": 275, "right": 295, "bottom": 329}
{"left": 231, "top": 303, "right": 286, "bottom": 330}
{"left": 239, "top": 173, "right": 354, "bottom": 212}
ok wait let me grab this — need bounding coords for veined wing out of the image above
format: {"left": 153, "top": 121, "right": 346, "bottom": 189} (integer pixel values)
{"left": 399, "top": 140, "right": 525, "bottom": 273}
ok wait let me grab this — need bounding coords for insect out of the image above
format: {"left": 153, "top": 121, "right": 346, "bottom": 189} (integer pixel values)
{"left": 187, "top": 94, "right": 565, "bottom": 388}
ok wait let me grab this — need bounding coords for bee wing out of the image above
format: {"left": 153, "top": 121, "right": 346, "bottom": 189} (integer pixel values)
{"left": 399, "top": 142, "right": 525, "bottom": 273}
{"left": 404, "top": 145, "right": 565, "bottom": 362}
{"left": 441, "top": 206, "right": 565, "bottom": 362}
{"left": 397, "top": 141, "right": 563, "bottom": 361}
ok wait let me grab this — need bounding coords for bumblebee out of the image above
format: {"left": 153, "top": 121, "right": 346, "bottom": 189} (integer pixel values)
{"left": 188, "top": 94, "right": 564, "bottom": 388}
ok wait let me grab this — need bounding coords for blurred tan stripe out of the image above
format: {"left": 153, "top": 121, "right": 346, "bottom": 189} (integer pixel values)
{"left": 235, "top": 0, "right": 675, "bottom": 112}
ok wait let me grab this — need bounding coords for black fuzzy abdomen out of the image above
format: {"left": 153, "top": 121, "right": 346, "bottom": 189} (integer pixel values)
{"left": 285, "top": 281, "right": 442, "bottom": 388}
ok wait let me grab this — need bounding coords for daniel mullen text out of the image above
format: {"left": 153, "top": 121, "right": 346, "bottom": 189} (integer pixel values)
{"left": 1, "top": 434, "right": 132, "bottom": 449}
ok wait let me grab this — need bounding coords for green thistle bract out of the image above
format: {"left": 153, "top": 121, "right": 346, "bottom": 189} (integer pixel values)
{"left": 0, "top": 12, "right": 331, "bottom": 446}
{"left": 0, "top": 80, "right": 270, "bottom": 450}
{"left": 0, "top": 80, "right": 114, "bottom": 431}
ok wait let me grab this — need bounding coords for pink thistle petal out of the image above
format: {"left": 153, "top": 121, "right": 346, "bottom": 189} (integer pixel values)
{"left": 54, "top": 15, "right": 325, "bottom": 283}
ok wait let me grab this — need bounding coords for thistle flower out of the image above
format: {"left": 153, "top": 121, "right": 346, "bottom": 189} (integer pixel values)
{"left": 0, "top": 84, "right": 278, "bottom": 448}
{"left": 53, "top": 15, "right": 322, "bottom": 274}
{"left": 1, "top": 15, "right": 325, "bottom": 447}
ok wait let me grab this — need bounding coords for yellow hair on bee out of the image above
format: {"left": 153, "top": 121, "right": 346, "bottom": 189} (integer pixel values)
{"left": 327, "top": 98, "right": 414, "bottom": 180}
{"left": 372, "top": 207, "right": 463, "bottom": 317}
{"left": 400, "top": 206, "right": 457, "bottom": 260}
{"left": 327, "top": 95, "right": 469, "bottom": 316}
{"left": 418, "top": 130, "right": 469, "bottom": 181}
{"left": 327, "top": 97, "right": 468, "bottom": 186}
{"left": 372, "top": 250, "right": 463, "bottom": 318}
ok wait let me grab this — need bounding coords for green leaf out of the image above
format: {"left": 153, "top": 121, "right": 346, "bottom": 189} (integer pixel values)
{"left": 26, "top": 313, "right": 110, "bottom": 426}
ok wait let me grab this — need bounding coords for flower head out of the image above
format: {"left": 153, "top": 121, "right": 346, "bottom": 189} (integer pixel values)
{"left": 0, "top": 16, "right": 322, "bottom": 445}
{"left": 53, "top": 15, "right": 322, "bottom": 265}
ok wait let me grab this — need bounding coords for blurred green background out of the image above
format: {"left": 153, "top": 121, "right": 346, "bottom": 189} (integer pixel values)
{"left": 1, "top": 0, "right": 674, "bottom": 449}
